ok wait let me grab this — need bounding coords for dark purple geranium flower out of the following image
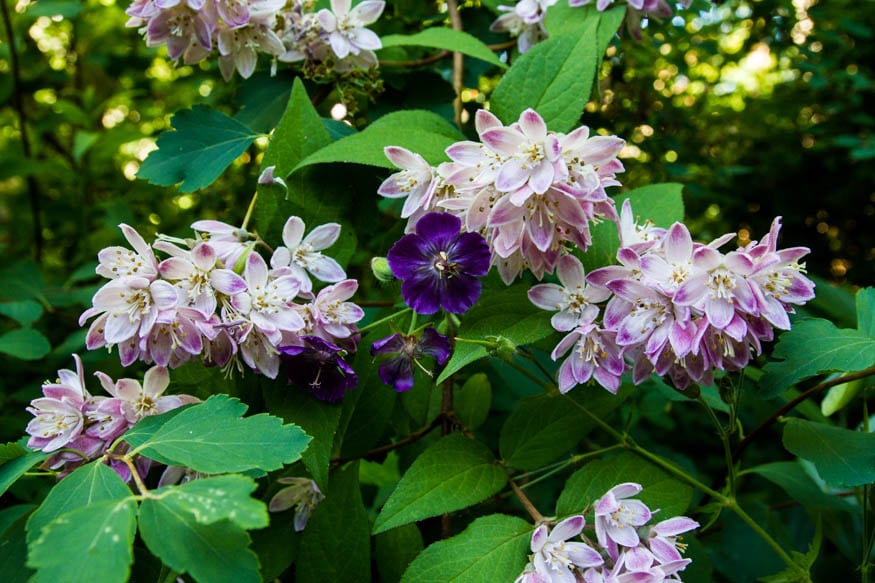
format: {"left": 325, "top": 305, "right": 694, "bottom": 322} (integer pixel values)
{"left": 280, "top": 336, "right": 357, "bottom": 402}
{"left": 387, "top": 212, "right": 490, "bottom": 314}
{"left": 370, "top": 327, "right": 451, "bottom": 392}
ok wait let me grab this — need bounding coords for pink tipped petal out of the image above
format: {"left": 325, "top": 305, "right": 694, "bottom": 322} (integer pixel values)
{"left": 191, "top": 243, "right": 217, "bottom": 272}
{"left": 350, "top": 0, "right": 384, "bottom": 24}
{"left": 550, "top": 515, "right": 585, "bottom": 541}
{"left": 305, "top": 223, "right": 342, "bottom": 250}
{"left": 519, "top": 109, "right": 547, "bottom": 141}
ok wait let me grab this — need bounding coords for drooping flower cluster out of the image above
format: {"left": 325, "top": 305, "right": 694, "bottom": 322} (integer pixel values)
{"left": 80, "top": 216, "right": 363, "bottom": 384}
{"left": 25, "top": 356, "right": 198, "bottom": 481}
{"left": 125, "top": 0, "right": 385, "bottom": 80}
{"left": 515, "top": 482, "right": 699, "bottom": 582}
{"left": 379, "top": 109, "right": 625, "bottom": 283}
{"left": 530, "top": 205, "right": 816, "bottom": 393}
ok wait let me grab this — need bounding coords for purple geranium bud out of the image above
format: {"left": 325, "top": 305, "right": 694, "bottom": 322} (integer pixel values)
{"left": 370, "top": 327, "right": 451, "bottom": 392}
{"left": 387, "top": 212, "right": 490, "bottom": 315}
{"left": 280, "top": 336, "right": 357, "bottom": 402}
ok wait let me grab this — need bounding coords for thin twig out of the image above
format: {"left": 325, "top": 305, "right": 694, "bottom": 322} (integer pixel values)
{"left": 330, "top": 415, "right": 442, "bottom": 466}
{"left": 510, "top": 478, "right": 545, "bottom": 523}
{"left": 380, "top": 50, "right": 450, "bottom": 68}
{"left": 732, "top": 365, "right": 875, "bottom": 461}
{"left": 446, "top": 0, "right": 464, "bottom": 128}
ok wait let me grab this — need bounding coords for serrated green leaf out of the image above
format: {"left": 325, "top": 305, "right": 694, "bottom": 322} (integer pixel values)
{"left": 28, "top": 498, "right": 137, "bottom": 583}
{"left": 27, "top": 462, "right": 131, "bottom": 546}
{"left": 0, "top": 328, "right": 51, "bottom": 360}
{"left": 297, "top": 463, "right": 370, "bottom": 583}
{"left": 376, "top": 523, "right": 424, "bottom": 583}
{"left": 759, "top": 319, "right": 875, "bottom": 397}
{"left": 500, "top": 386, "right": 633, "bottom": 470}
{"left": 137, "top": 106, "right": 260, "bottom": 192}
{"left": 373, "top": 433, "right": 507, "bottom": 534}
{"left": 556, "top": 451, "right": 693, "bottom": 518}
{"left": 0, "top": 300, "right": 43, "bottom": 326}
{"left": 491, "top": 12, "right": 600, "bottom": 133}
{"left": 263, "top": 384, "right": 341, "bottom": 488}
{"left": 583, "top": 183, "right": 685, "bottom": 271}
{"left": 782, "top": 418, "right": 875, "bottom": 487}
{"left": 234, "top": 71, "right": 294, "bottom": 134}
{"left": 454, "top": 373, "right": 492, "bottom": 431}
{"left": 746, "top": 461, "right": 855, "bottom": 512}
{"left": 400, "top": 514, "right": 530, "bottom": 583}
{"left": 437, "top": 285, "right": 554, "bottom": 383}
{"left": 0, "top": 443, "right": 47, "bottom": 497}
{"left": 151, "top": 475, "right": 268, "bottom": 530}
{"left": 138, "top": 497, "right": 260, "bottom": 583}
{"left": 855, "top": 286, "right": 875, "bottom": 337}
{"left": 381, "top": 28, "right": 507, "bottom": 69}
{"left": 293, "top": 110, "right": 464, "bottom": 172}
{"left": 124, "top": 394, "right": 311, "bottom": 474}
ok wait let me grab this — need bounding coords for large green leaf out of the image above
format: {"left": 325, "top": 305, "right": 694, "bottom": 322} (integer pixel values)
{"left": 400, "top": 514, "right": 530, "bottom": 583}
{"left": 373, "top": 433, "right": 507, "bottom": 534}
{"left": 138, "top": 494, "right": 260, "bottom": 583}
{"left": 437, "top": 285, "right": 554, "bottom": 383}
{"left": 0, "top": 300, "right": 43, "bottom": 326}
{"left": 0, "top": 507, "right": 34, "bottom": 583}
{"left": 583, "top": 183, "right": 686, "bottom": 271}
{"left": 0, "top": 443, "right": 47, "bottom": 497}
{"left": 293, "top": 110, "right": 464, "bottom": 172}
{"left": 26, "top": 462, "right": 131, "bottom": 546}
{"left": 556, "top": 451, "right": 693, "bottom": 519}
{"left": 746, "top": 461, "right": 855, "bottom": 512}
{"left": 380, "top": 28, "right": 507, "bottom": 69}
{"left": 376, "top": 523, "right": 424, "bottom": 583}
{"left": 28, "top": 498, "right": 137, "bottom": 583}
{"left": 137, "top": 106, "right": 261, "bottom": 192}
{"left": 759, "top": 319, "right": 875, "bottom": 397}
{"left": 124, "top": 394, "right": 310, "bottom": 474}
{"left": 855, "top": 286, "right": 875, "bottom": 337}
{"left": 500, "top": 386, "right": 633, "bottom": 470}
{"left": 782, "top": 418, "right": 875, "bottom": 487}
{"left": 453, "top": 373, "right": 492, "bottom": 431}
{"left": 0, "top": 328, "right": 51, "bottom": 360}
{"left": 490, "top": 9, "right": 603, "bottom": 132}
{"left": 149, "top": 475, "right": 269, "bottom": 530}
{"left": 297, "top": 463, "right": 371, "bottom": 583}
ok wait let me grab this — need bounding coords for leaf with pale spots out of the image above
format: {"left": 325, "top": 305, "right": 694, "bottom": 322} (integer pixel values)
{"left": 26, "top": 462, "right": 131, "bottom": 546}
{"left": 149, "top": 475, "right": 268, "bottom": 530}
{"left": 28, "top": 498, "right": 137, "bottom": 583}
{"left": 123, "top": 394, "right": 311, "bottom": 474}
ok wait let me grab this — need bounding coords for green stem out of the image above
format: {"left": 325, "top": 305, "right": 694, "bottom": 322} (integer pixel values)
{"left": 453, "top": 336, "right": 497, "bottom": 348}
{"left": 507, "top": 359, "right": 555, "bottom": 392}
{"left": 519, "top": 445, "right": 624, "bottom": 491}
{"left": 240, "top": 190, "right": 258, "bottom": 232}
{"left": 699, "top": 395, "right": 737, "bottom": 497}
{"left": 357, "top": 308, "right": 411, "bottom": 334}
{"left": 407, "top": 311, "right": 418, "bottom": 336}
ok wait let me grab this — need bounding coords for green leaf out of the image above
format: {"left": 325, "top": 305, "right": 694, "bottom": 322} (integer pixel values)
{"left": 263, "top": 383, "right": 341, "bottom": 488}
{"left": 0, "top": 328, "right": 51, "bottom": 360}
{"left": 0, "top": 507, "right": 34, "bottom": 583}
{"left": 138, "top": 496, "right": 260, "bottom": 583}
{"left": 376, "top": 524, "right": 424, "bottom": 583}
{"left": 0, "top": 300, "right": 43, "bottom": 326}
{"left": 556, "top": 451, "right": 693, "bottom": 518}
{"left": 583, "top": 183, "right": 685, "bottom": 271}
{"left": 234, "top": 71, "right": 294, "bottom": 134}
{"left": 400, "top": 514, "right": 530, "bottom": 583}
{"left": 0, "top": 261, "right": 44, "bottom": 302}
{"left": 150, "top": 475, "right": 268, "bottom": 530}
{"left": 437, "top": 285, "right": 554, "bottom": 383}
{"left": 746, "top": 461, "right": 855, "bottom": 512}
{"left": 124, "top": 394, "right": 311, "bottom": 474}
{"left": 782, "top": 418, "right": 875, "bottom": 487}
{"left": 500, "top": 387, "right": 633, "bottom": 470}
{"left": 0, "top": 443, "right": 47, "bottom": 497}
{"left": 293, "top": 110, "right": 464, "bottom": 172}
{"left": 28, "top": 498, "right": 137, "bottom": 583}
{"left": 137, "top": 106, "right": 260, "bottom": 192}
{"left": 855, "top": 286, "right": 875, "bottom": 337}
{"left": 373, "top": 433, "right": 507, "bottom": 534}
{"left": 26, "top": 462, "right": 131, "bottom": 546}
{"left": 821, "top": 378, "right": 864, "bottom": 416}
{"left": 759, "top": 319, "right": 875, "bottom": 397}
{"left": 380, "top": 28, "right": 507, "bottom": 69}
{"left": 491, "top": 13, "right": 600, "bottom": 133}
{"left": 297, "top": 463, "right": 371, "bottom": 583}
{"left": 453, "top": 373, "right": 492, "bottom": 431}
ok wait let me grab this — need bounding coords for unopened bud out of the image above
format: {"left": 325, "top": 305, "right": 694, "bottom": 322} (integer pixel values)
{"left": 486, "top": 335, "right": 517, "bottom": 362}
{"left": 370, "top": 257, "right": 394, "bottom": 283}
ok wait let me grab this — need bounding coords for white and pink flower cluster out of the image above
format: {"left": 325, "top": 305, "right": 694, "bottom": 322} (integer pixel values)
{"left": 378, "top": 108, "right": 625, "bottom": 283}
{"left": 516, "top": 482, "right": 699, "bottom": 583}
{"left": 79, "top": 216, "right": 363, "bottom": 379}
{"left": 25, "top": 355, "right": 197, "bottom": 481}
{"left": 530, "top": 204, "right": 816, "bottom": 393}
{"left": 125, "top": 0, "right": 385, "bottom": 80}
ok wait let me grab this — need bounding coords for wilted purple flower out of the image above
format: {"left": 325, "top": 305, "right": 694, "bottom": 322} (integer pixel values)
{"left": 370, "top": 327, "right": 451, "bottom": 392}
{"left": 280, "top": 336, "right": 357, "bottom": 402}
{"left": 269, "top": 476, "right": 325, "bottom": 532}
{"left": 387, "top": 212, "right": 490, "bottom": 314}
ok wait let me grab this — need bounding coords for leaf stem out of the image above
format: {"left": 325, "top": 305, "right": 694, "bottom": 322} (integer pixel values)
{"left": 241, "top": 190, "right": 258, "bottom": 232}
{"left": 330, "top": 415, "right": 442, "bottom": 466}
{"left": 698, "top": 395, "right": 737, "bottom": 496}
{"left": 518, "top": 445, "right": 625, "bottom": 490}
{"left": 118, "top": 454, "right": 151, "bottom": 497}
{"left": 358, "top": 308, "right": 412, "bottom": 334}
{"left": 733, "top": 364, "right": 875, "bottom": 461}
{"left": 510, "top": 477, "right": 545, "bottom": 523}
